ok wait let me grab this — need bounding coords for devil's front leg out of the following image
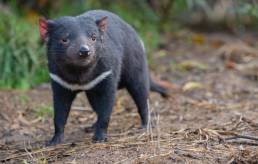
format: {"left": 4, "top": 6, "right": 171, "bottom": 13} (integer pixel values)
{"left": 47, "top": 81, "right": 77, "bottom": 146}
{"left": 86, "top": 78, "right": 116, "bottom": 142}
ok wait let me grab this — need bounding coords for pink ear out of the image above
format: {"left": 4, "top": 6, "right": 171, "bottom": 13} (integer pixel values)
{"left": 96, "top": 16, "right": 108, "bottom": 32}
{"left": 39, "top": 17, "right": 48, "bottom": 41}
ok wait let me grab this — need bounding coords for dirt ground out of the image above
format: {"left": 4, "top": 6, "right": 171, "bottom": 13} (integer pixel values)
{"left": 1, "top": 30, "right": 258, "bottom": 163}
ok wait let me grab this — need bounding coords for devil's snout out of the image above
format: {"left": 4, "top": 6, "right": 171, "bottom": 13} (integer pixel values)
{"left": 79, "top": 45, "right": 90, "bottom": 57}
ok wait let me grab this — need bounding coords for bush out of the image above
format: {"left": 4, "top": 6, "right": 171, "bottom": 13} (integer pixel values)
{"left": 0, "top": 12, "right": 48, "bottom": 89}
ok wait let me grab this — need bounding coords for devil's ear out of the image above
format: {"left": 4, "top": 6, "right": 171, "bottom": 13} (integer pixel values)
{"left": 39, "top": 17, "right": 55, "bottom": 42}
{"left": 96, "top": 16, "right": 108, "bottom": 32}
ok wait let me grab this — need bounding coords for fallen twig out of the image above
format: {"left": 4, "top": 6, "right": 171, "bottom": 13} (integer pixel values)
{"left": 226, "top": 141, "right": 258, "bottom": 146}
{"left": 225, "top": 134, "right": 258, "bottom": 141}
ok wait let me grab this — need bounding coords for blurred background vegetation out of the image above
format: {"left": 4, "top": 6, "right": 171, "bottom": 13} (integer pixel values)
{"left": 1, "top": 0, "right": 258, "bottom": 89}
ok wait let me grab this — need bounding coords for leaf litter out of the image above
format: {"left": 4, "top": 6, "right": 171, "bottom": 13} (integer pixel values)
{"left": 1, "top": 31, "right": 258, "bottom": 163}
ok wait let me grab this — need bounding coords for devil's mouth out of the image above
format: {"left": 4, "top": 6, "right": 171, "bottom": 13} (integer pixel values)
{"left": 55, "top": 56, "right": 94, "bottom": 69}
{"left": 66, "top": 59, "right": 91, "bottom": 67}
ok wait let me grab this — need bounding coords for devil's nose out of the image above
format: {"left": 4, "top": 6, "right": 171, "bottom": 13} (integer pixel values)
{"left": 79, "top": 45, "right": 90, "bottom": 56}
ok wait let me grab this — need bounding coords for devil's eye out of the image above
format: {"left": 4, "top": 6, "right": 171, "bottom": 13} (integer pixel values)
{"left": 91, "top": 34, "right": 96, "bottom": 41}
{"left": 60, "top": 38, "right": 70, "bottom": 44}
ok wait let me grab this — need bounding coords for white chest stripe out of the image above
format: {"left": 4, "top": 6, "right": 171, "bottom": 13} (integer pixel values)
{"left": 49, "top": 70, "right": 112, "bottom": 91}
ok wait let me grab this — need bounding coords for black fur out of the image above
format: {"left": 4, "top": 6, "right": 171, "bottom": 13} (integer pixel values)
{"left": 41, "top": 10, "right": 168, "bottom": 146}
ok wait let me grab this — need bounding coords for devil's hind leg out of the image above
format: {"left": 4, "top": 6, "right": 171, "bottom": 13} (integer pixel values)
{"left": 125, "top": 72, "right": 150, "bottom": 128}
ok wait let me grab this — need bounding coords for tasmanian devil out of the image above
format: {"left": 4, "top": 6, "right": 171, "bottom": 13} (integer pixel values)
{"left": 39, "top": 10, "right": 169, "bottom": 145}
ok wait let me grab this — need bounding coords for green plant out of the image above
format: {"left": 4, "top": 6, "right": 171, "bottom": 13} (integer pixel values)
{"left": 0, "top": 12, "right": 48, "bottom": 89}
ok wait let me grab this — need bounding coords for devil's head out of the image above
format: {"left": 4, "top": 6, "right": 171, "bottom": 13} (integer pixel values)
{"left": 39, "top": 16, "right": 107, "bottom": 68}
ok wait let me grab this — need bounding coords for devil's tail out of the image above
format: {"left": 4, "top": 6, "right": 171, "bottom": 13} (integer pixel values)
{"left": 150, "top": 78, "right": 170, "bottom": 98}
